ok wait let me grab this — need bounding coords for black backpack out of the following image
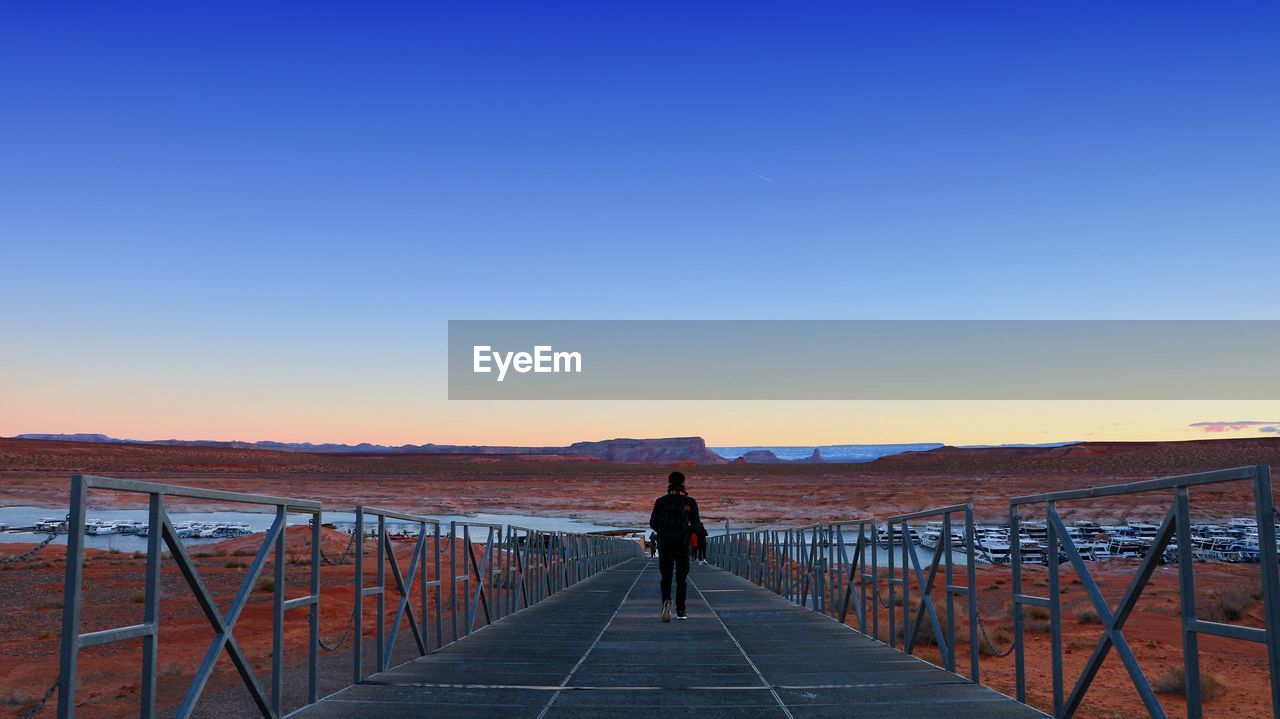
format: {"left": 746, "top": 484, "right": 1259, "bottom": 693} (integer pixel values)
{"left": 656, "top": 496, "right": 691, "bottom": 542}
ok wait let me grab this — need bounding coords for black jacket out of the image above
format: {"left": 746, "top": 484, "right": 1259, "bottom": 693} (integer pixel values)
{"left": 649, "top": 492, "right": 702, "bottom": 545}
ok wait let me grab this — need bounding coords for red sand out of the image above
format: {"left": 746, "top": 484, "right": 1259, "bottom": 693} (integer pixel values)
{"left": 0, "top": 528, "right": 484, "bottom": 718}
{"left": 5, "top": 436, "right": 1280, "bottom": 717}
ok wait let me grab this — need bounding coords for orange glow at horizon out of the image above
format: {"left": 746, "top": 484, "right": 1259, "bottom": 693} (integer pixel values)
{"left": 5, "top": 387, "right": 1280, "bottom": 447}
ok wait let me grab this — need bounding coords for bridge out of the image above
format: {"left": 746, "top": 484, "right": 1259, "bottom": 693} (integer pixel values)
{"left": 294, "top": 559, "right": 1038, "bottom": 719}
{"left": 50, "top": 466, "right": 1280, "bottom": 719}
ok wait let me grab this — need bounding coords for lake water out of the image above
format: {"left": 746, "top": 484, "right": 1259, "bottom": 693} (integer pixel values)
{"left": 0, "top": 506, "right": 634, "bottom": 552}
{"left": 1, "top": 506, "right": 975, "bottom": 566}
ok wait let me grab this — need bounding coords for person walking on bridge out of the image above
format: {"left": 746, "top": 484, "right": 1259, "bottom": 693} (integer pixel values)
{"left": 649, "top": 471, "right": 702, "bottom": 622}
{"left": 693, "top": 522, "right": 709, "bottom": 564}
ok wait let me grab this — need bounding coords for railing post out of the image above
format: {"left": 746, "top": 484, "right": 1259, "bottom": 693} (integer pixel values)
{"left": 419, "top": 521, "right": 428, "bottom": 652}
{"left": 1253, "top": 465, "right": 1280, "bottom": 719}
{"left": 887, "top": 520, "right": 896, "bottom": 650}
{"left": 1010, "top": 503, "right": 1025, "bottom": 703}
{"left": 1174, "top": 486, "right": 1201, "bottom": 719}
{"left": 901, "top": 520, "right": 910, "bottom": 652}
{"left": 375, "top": 514, "right": 386, "bottom": 672}
{"left": 870, "top": 520, "right": 878, "bottom": 643}
{"left": 462, "top": 524, "right": 473, "bottom": 633}
{"left": 450, "top": 521, "right": 458, "bottom": 643}
{"left": 353, "top": 507, "right": 364, "bottom": 684}
{"left": 943, "top": 512, "right": 955, "bottom": 673}
{"left": 57, "top": 476, "right": 87, "bottom": 719}
{"left": 271, "top": 505, "right": 286, "bottom": 716}
{"left": 1047, "top": 502, "right": 1063, "bottom": 717}
{"left": 308, "top": 511, "right": 320, "bottom": 704}
{"left": 139, "top": 493, "right": 162, "bottom": 719}
{"left": 965, "top": 504, "right": 979, "bottom": 683}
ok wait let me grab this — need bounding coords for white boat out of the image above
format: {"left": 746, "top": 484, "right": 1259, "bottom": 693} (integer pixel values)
{"left": 85, "top": 520, "right": 126, "bottom": 535}
{"left": 877, "top": 526, "right": 921, "bottom": 546}
{"left": 35, "top": 517, "right": 66, "bottom": 533}
{"left": 1109, "top": 536, "right": 1148, "bottom": 559}
{"left": 975, "top": 537, "right": 1011, "bottom": 564}
{"left": 1078, "top": 541, "right": 1111, "bottom": 561}
{"left": 1127, "top": 522, "right": 1159, "bottom": 541}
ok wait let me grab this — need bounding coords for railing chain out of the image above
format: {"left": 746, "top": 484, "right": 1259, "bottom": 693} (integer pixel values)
{"left": 319, "top": 607, "right": 358, "bottom": 652}
{"left": 0, "top": 514, "right": 67, "bottom": 564}
{"left": 18, "top": 676, "right": 58, "bottom": 719}
{"left": 320, "top": 530, "right": 359, "bottom": 566}
{"left": 0, "top": 531, "right": 60, "bottom": 564}
{"left": 974, "top": 605, "right": 1016, "bottom": 658}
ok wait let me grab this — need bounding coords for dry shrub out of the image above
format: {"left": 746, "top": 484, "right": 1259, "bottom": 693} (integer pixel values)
{"left": 1205, "top": 584, "right": 1256, "bottom": 623}
{"left": 1153, "top": 665, "right": 1227, "bottom": 701}
{"left": 910, "top": 614, "right": 950, "bottom": 647}
{"left": 0, "top": 689, "right": 35, "bottom": 706}
{"left": 1076, "top": 608, "right": 1101, "bottom": 624}
{"left": 978, "top": 626, "right": 1012, "bottom": 656}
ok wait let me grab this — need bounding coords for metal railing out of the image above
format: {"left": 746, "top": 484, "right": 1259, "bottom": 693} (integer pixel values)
{"left": 352, "top": 507, "right": 442, "bottom": 682}
{"left": 57, "top": 475, "right": 322, "bottom": 719}
{"left": 707, "top": 505, "right": 981, "bottom": 683}
{"left": 884, "top": 504, "right": 979, "bottom": 682}
{"left": 707, "top": 525, "right": 827, "bottom": 607}
{"left": 55, "top": 476, "right": 642, "bottom": 719}
{"left": 352, "top": 516, "right": 643, "bottom": 680}
{"left": 1010, "top": 465, "right": 1280, "bottom": 719}
{"left": 825, "top": 518, "right": 880, "bottom": 637}
{"left": 449, "top": 521, "right": 504, "bottom": 638}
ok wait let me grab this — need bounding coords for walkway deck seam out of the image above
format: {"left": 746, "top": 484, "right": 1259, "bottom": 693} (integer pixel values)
{"left": 689, "top": 574, "right": 797, "bottom": 719}
{"left": 535, "top": 559, "right": 650, "bottom": 719}
{"left": 289, "top": 559, "right": 1048, "bottom": 719}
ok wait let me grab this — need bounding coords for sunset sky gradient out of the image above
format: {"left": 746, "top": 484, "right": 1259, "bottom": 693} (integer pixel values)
{"left": 3, "top": 2, "right": 1278, "bottom": 446}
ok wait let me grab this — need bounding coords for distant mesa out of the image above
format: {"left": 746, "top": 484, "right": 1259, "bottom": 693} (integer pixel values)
{"left": 798, "top": 448, "right": 825, "bottom": 464}
{"left": 736, "top": 447, "right": 825, "bottom": 464}
{"left": 565, "top": 437, "right": 727, "bottom": 465}
{"left": 12, "top": 433, "right": 729, "bottom": 465}
{"left": 711, "top": 443, "right": 944, "bottom": 463}
{"left": 740, "top": 449, "right": 783, "bottom": 464}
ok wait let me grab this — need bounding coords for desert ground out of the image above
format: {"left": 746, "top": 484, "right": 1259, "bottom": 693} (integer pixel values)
{"left": 4, "top": 436, "right": 1280, "bottom": 718}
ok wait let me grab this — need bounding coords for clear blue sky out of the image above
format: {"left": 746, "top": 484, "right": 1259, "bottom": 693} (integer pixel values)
{"left": 3, "top": 2, "right": 1278, "bottom": 445}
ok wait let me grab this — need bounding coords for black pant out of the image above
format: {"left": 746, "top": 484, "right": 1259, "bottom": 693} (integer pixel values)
{"left": 658, "top": 539, "right": 689, "bottom": 613}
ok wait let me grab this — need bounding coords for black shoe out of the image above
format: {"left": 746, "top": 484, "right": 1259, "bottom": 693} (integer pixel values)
{"left": 661, "top": 600, "right": 672, "bottom": 623}
{"left": 676, "top": 612, "right": 688, "bottom": 621}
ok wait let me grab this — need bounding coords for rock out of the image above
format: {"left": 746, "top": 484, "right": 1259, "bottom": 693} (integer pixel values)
{"left": 795, "top": 448, "right": 825, "bottom": 464}
{"left": 564, "top": 437, "right": 729, "bottom": 465}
